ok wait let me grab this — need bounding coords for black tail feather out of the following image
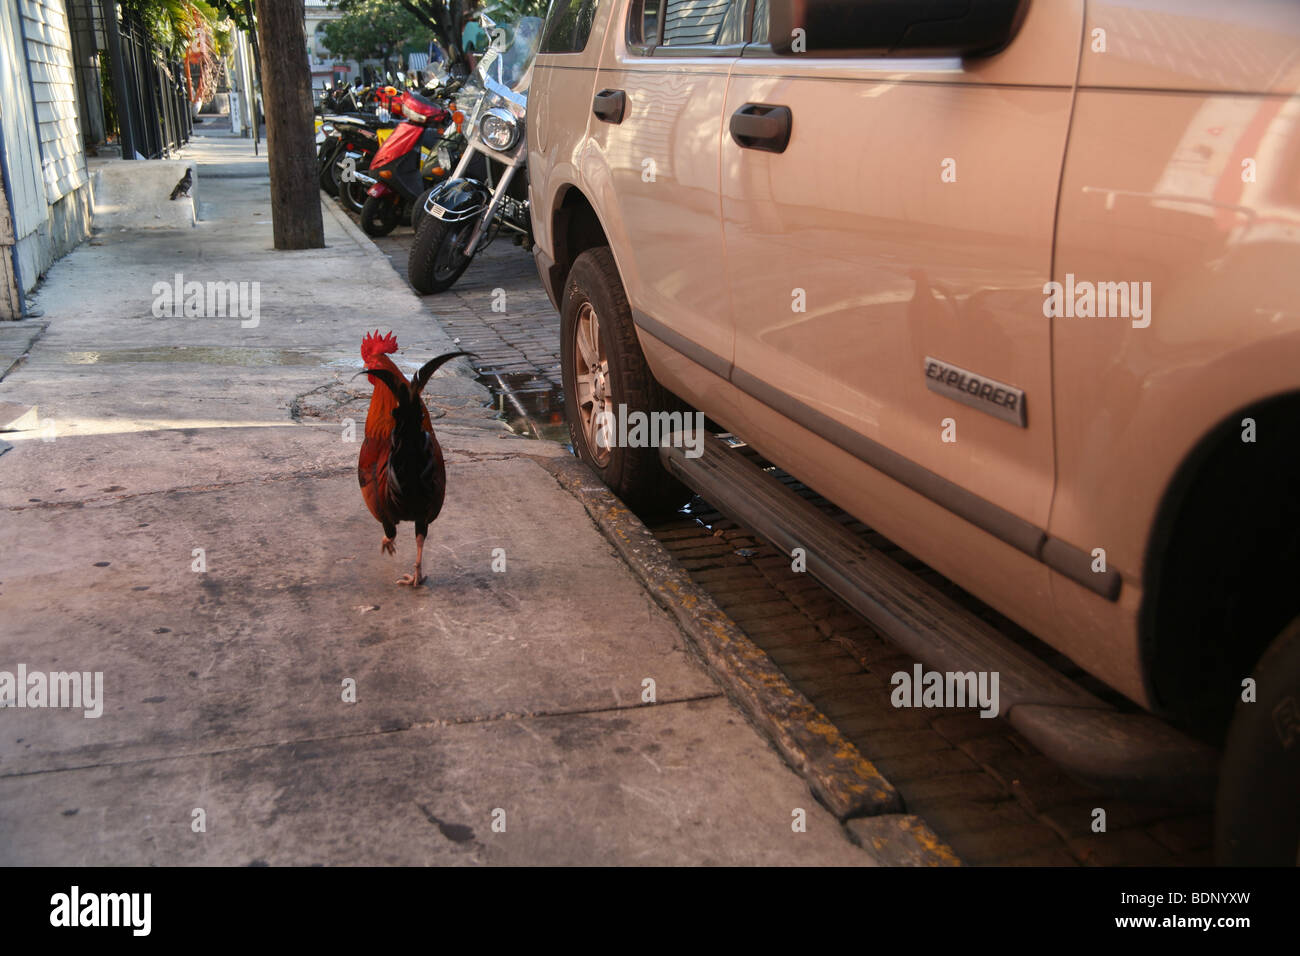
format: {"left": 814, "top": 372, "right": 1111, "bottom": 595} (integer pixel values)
{"left": 354, "top": 367, "right": 407, "bottom": 403}
{"left": 413, "top": 350, "right": 476, "bottom": 395}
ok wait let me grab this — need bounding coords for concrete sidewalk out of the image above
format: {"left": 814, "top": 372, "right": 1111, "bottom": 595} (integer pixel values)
{"left": 0, "top": 133, "right": 874, "bottom": 865}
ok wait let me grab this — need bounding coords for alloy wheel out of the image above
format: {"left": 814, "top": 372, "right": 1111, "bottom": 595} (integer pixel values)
{"left": 574, "top": 301, "right": 612, "bottom": 467}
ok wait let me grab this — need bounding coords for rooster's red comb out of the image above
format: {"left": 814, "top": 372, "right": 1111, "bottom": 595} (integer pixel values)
{"left": 361, "top": 329, "right": 399, "bottom": 364}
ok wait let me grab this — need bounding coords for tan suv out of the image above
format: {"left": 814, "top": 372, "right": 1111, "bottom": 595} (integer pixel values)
{"left": 529, "top": 0, "right": 1300, "bottom": 863}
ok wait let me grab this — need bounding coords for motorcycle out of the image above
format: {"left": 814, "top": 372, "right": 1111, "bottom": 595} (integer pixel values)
{"left": 318, "top": 79, "right": 373, "bottom": 115}
{"left": 406, "top": 15, "right": 543, "bottom": 295}
{"left": 350, "top": 88, "right": 462, "bottom": 237}
{"left": 324, "top": 116, "right": 401, "bottom": 213}
{"left": 316, "top": 77, "right": 398, "bottom": 200}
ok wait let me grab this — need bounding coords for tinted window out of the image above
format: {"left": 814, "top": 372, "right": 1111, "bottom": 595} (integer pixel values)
{"left": 540, "top": 0, "right": 600, "bottom": 53}
{"left": 629, "top": 0, "right": 662, "bottom": 45}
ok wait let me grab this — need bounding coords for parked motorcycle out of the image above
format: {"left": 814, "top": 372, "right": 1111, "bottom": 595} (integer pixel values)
{"left": 350, "top": 89, "right": 462, "bottom": 237}
{"left": 318, "top": 115, "right": 393, "bottom": 202}
{"left": 407, "top": 15, "right": 543, "bottom": 295}
{"left": 326, "top": 116, "right": 403, "bottom": 213}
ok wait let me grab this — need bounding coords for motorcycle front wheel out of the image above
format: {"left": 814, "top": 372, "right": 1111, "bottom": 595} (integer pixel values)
{"left": 360, "top": 195, "right": 401, "bottom": 237}
{"left": 411, "top": 187, "right": 436, "bottom": 235}
{"left": 408, "top": 215, "right": 475, "bottom": 295}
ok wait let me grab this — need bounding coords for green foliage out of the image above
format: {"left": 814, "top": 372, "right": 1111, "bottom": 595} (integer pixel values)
{"left": 209, "top": 0, "right": 254, "bottom": 33}
{"left": 330, "top": 0, "right": 479, "bottom": 71}
{"left": 482, "top": 0, "right": 549, "bottom": 21}
{"left": 119, "top": 0, "right": 228, "bottom": 60}
{"left": 321, "top": 0, "right": 438, "bottom": 64}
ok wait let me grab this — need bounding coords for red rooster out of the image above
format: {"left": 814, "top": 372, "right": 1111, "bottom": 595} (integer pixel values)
{"left": 357, "top": 330, "right": 470, "bottom": 586}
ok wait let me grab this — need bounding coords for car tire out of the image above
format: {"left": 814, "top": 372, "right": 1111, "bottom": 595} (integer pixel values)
{"left": 407, "top": 215, "right": 475, "bottom": 294}
{"left": 560, "top": 246, "right": 692, "bottom": 517}
{"left": 360, "top": 195, "right": 400, "bottom": 237}
{"left": 1215, "top": 614, "right": 1300, "bottom": 865}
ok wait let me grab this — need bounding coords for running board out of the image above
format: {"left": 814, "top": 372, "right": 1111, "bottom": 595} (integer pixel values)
{"left": 661, "top": 436, "right": 1217, "bottom": 806}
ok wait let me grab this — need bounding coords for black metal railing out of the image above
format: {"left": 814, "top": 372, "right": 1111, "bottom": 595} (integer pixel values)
{"left": 100, "top": 2, "right": 192, "bottom": 158}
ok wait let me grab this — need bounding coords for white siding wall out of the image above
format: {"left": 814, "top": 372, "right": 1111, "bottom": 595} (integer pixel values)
{"left": 0, "top": 0, "right": 46, "bottom": 240}
{"left": 0, "top": 0, "right": 90, "bottom": 311}
{"left": 19, "top": 0, "right": 87, "bottom": 203}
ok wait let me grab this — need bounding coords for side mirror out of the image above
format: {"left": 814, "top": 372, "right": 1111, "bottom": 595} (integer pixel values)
{"left": 769, "top": 0, "right": 1029, "bottom": 58}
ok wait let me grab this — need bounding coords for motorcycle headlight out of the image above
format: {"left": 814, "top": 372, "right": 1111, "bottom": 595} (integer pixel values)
{"left": 479, "top": 108, "right": 519, "bottom": 151}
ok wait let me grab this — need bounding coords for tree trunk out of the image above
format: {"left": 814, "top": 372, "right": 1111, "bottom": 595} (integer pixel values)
{"left": 254, "top": 0, "right": 325, "bottom": 249}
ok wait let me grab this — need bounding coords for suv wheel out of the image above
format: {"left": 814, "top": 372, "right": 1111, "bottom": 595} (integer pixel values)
{"left": 1215, "top": 615, "right": 1300, "bottom": 865}
{"left": 560, "top": 247, "right": 690, "bottom": 516}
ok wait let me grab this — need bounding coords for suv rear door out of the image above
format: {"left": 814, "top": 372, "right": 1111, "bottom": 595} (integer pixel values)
{"left": 720, "top": 2, "right": 1084, "bottom": 600}
{"left": 586, "top": 0, "right": 747, "bottom": 370}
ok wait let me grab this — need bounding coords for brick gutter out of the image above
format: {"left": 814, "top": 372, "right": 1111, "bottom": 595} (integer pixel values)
{"left": 539, "top": 453, "right": 962, "bottom": 866}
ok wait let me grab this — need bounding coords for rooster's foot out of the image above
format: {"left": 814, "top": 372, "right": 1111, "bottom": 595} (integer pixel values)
{"left": 380, "top": 536, "right": 396, "bottom": 555}
{"left": 397, "top": 565, "right": 425, "bottom": 587}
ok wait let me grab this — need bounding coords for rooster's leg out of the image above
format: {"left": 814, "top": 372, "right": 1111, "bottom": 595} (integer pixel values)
{"left": 381, "top": 520, "right": 397, "bottom": 556}
{"left": 397, "top": 532, "right": 426, "bottom": 587}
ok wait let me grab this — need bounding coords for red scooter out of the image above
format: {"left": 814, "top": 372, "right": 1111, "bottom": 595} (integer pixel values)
{"left": 354, "top": 90, "right": 461, "bottom": 237}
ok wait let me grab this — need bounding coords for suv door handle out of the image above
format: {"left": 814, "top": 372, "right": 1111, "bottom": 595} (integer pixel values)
{"left": 593, "top": 89, "right": 626, "bottom": 124}
{"left": 729, "top": 103, "right": 792, "bottom": 153}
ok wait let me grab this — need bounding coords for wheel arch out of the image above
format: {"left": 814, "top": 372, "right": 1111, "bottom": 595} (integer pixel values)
{"left": 1140, "top": 388, "right": 1300, "bottom": 740}
{"left": 543, "top": 183, "right": 612, "bottom": 307}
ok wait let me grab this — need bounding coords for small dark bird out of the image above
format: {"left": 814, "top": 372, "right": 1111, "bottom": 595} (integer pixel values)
{"left": 356, "top": 332, "right": 472, "bottom": 586}
{"left": 169, "top": 167, "right": 192, "bottom": 200}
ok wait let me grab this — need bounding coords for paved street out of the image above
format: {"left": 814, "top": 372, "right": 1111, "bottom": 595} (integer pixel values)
{"left": 369, "top": 233, "right": 567, "bottom": 441}
{"left": 0, "top": 133, "right": 884, "bottom": 865}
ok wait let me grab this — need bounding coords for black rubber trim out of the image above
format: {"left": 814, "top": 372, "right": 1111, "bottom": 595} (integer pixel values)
{"left": 731, "top": 367, "right": 1043, "bottom": 554}
{"left": 632, "top": 308, "right": 732, "bottom": 380}
{"left": 533, "top": 246, "right": 560, "bottom": 312}
{"left": 629, "top": 310, "right": 1121, "bottom": 600}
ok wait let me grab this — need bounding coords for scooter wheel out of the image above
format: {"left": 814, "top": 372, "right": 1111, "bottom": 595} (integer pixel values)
{"left": 338, "top": 178, "right": 368, "bottom": 216}
{"left": 360, "top": 195, "right": 400, "bottom": 238}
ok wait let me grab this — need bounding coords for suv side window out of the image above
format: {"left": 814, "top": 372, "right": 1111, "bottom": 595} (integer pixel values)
{"left": 628, "top": 0, "right": 744, "bottom": 52}
{"left": 540, "top": 0, "right": 600, "bottom": 53}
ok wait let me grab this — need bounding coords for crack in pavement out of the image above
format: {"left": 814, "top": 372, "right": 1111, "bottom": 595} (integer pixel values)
{"left": 7, "top": 450, "right": 562, "bottom": 511}
{"left": 0, "top": 692, "right": 725, "bottom": 780}
{"left": 5, "top": 465, "right": 357, "bottom": 511}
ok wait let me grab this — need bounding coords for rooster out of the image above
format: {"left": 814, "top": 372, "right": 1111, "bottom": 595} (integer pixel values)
{"left": 357, "top": 330, "right": 471, "bottom": 586}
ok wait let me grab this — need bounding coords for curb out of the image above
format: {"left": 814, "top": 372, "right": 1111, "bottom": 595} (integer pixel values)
{"left": 539, "top": 454, "right": 961, "bottom": 864}
{"left": 846, "top": 815, "right": 962, "bottom": 866}
{"left": 320, "top": 189, "right": 392, "bottom": 268}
